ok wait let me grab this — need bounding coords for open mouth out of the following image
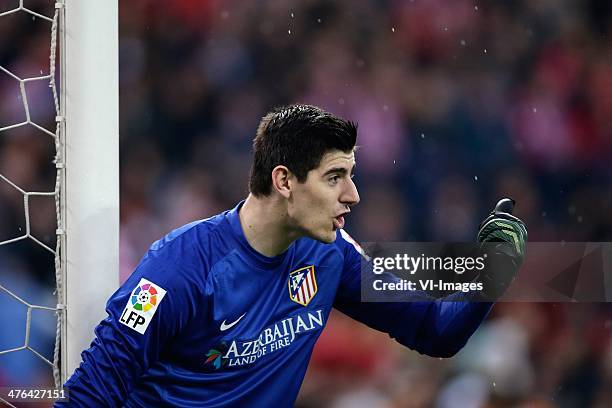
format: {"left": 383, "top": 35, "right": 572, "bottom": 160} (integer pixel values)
{"left": 333, "top": 213, "right": 348, "bottom": 230}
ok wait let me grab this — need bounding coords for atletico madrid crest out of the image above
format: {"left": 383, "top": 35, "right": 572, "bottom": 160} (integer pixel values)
{"left": 288, "top": 265, "right": 318, "bottom": 306}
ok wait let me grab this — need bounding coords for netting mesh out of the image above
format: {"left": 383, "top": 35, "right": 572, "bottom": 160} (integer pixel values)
{"left": 0, "top": 1, "right": 63, "bottom": 406}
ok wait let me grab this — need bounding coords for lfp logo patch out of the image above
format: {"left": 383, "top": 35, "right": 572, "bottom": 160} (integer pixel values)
{"left": 119, "top": 278, "right": 167, "bottom": 334}
{"left": 288, "top": 265, "right": 317, "bottom": 306}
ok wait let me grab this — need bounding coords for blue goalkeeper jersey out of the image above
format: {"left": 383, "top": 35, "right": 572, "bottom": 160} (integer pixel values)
{"left": 56, "top": 202, "right": 492, "bottom": 407}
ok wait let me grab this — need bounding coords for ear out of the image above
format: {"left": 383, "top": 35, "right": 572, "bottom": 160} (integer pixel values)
{"left": 271, "top": 165, "right": 292, "bottom": 198}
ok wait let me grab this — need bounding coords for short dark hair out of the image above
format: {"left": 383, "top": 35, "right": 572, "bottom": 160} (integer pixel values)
{"left": 249, "top": 104, "right": 358, "bottom": 197}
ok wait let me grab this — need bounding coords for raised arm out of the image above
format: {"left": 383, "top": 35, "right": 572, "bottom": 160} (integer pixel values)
{"left": 333, "top": 199, "right": 527, "bottom": 357}
{"left": 333, "top": 238, "right": 493, "bottom": 357}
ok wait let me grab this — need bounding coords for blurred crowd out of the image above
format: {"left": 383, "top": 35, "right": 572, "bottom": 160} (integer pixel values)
{"left": 1, "top": 0, "right": 611, "bottom": 406}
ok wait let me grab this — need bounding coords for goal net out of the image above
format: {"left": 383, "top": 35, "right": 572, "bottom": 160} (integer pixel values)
{"left": 0, "top": 1, "right": 118, "bottom": 404}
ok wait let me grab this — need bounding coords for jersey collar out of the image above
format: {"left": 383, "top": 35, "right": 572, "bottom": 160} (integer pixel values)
{"left": 226, "top": 200, "right": 294, "bottom": 268}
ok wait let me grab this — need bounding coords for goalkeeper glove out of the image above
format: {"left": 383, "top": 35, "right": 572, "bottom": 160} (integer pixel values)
{"left": 477, "top": 198, "right": 528, "bottom": 298}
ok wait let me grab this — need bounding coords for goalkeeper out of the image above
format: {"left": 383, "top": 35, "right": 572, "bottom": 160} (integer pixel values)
{"left": 55, "top": 104, "right": 527, "bottom": 407}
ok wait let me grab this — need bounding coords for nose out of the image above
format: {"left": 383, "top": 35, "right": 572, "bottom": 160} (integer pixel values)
{"left": 341, "top": 178, "right": 360, "bottom": 206}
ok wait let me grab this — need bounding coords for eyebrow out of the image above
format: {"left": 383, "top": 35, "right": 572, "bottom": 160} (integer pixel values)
{"left": 322, "top": 165, "right": 356, "bottom": 177}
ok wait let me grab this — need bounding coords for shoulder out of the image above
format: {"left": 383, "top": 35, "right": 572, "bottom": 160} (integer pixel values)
{"left": 150, "top": 211, "right": 226, "bottom": 251}
{"left": 132, "top": 210, "right": 237, "bottom": 286}
{"left": 333, "top": 229, "right": 370, "bottom": 262}
{"left": 150, "top": 211, "right": 232, "bottom": 258}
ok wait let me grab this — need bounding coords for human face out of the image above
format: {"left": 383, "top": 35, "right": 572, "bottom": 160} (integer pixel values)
{"left": 287, "top": 149, "right": 360, "bottom": 243}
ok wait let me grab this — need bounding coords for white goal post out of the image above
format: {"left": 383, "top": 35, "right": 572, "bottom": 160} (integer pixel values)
{"left": 61, "top": 0, "right": 119, "bottom": 382}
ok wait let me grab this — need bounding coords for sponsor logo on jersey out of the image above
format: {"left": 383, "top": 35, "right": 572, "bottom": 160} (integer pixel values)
{"left": 220, "top": 313, "right": 247, "bottom": 331}
{"left": 204, "top": 309, "right": 325, "bottom": 370}
{"left": 119, "top": 278, "right": 167, "bottom": 334}
{"left": 287, "top": 265, "right": 317, "bottom": 306}
{"left": 204, "top": 343, "right": 229, "bottom": 370}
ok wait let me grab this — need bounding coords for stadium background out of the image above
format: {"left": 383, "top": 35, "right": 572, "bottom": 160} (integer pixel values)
{"left": 0, "top": 0, "right": 611, "bottom": 406}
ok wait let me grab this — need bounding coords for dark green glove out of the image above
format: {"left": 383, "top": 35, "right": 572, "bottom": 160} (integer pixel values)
{"left": 477, "top": 198, "right": 528, "bottom": 262}
{"left": 477, "top": 198, "right": 528, "bottom": 299}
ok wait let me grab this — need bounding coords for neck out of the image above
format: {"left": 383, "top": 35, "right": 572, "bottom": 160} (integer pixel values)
{"left": 238, "top": 194, "right": 300, "bottom": 257}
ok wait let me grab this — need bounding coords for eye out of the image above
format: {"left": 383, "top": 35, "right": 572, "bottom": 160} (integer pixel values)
{"left": 329, "top": 175, "right": 340, "bottom": 185}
